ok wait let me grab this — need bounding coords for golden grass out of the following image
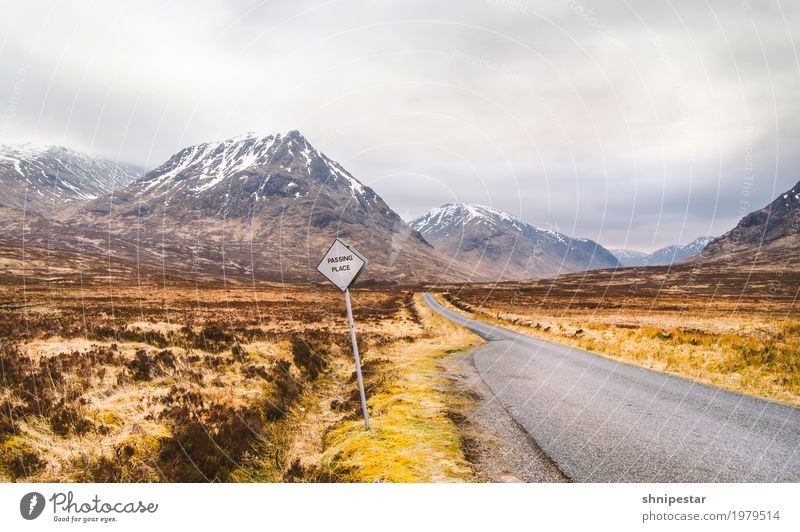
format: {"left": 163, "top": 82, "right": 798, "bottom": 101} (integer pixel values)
{"left": 125, "top": 321, "right": 183, "bottom": 334}
{"left": 436, "top": 293, "right": 800, "bottom": 406}
{"left": 0, "top": 336, "right": 284, "bottom": 482}
{"left": 315, "top": 294, "right": 481, "bottom": 482}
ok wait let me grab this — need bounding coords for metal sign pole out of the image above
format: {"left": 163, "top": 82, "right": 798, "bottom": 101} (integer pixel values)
{"left": 344, "top": 287, "right": 370, "bottom": 430}
{"left": 316, "top": 239, "right": 370, "bottom": 431}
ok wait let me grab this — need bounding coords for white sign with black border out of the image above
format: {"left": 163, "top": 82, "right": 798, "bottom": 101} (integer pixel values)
{"left": 316, "top": 238, "right": 371, "bottom": 429}
{"left": 316, "top": 238, "right": 368, "bottom": 292}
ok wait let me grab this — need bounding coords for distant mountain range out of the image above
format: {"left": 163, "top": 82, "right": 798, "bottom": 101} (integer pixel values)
{"left": 411, "top": 203, "right": 620, "bottom": 281}
{"left": 1, "top": 132, "right": 470, "bottom": 284}
{"left": 1, "top": 133, "right": 797, "bottom": 284}
{"left": 610, "top": 236, "right": 715, "bottom": 267}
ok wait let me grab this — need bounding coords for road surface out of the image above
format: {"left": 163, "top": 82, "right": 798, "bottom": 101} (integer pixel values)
{"left": 423, "top": 293, "right": 800, "bottom": 482}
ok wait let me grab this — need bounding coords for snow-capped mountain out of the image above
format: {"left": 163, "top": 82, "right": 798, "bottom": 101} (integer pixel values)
{"left": 612, "top": 236, "right": 714, "bottom": 267}
{"left": 68, "top": 131, "right": 471, "bottom": 284}
{"left": 0, "top": 143, "right": 141, "bottom": 215}
{"left": 119, "top": 130, "right": 380, "bottom": 217}
{"left": 411, "top": 203, "right": 620, "bottom": 281}
{"left": 695, "top": 180, "right": 800, "bottom": 267}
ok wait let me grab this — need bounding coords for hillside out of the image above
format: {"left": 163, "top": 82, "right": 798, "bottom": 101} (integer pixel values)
{"left": 694, "top": 180, "right": 800, "bottom": 268}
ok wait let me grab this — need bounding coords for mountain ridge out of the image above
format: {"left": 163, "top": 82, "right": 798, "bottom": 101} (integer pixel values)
{"left": 3, "top": 135, "right": 797, "bottom": 285}
{"left": 0, "top": 143, "right": 142, "bottom": 215}
{"left": 693, "top": 180, "right": 800, "bottom": 268}
{"left": 611, "top": 235, "right": 714, "bottom": 267}
{"left": 411, "top": 202, "right": 620, "bottom": 281}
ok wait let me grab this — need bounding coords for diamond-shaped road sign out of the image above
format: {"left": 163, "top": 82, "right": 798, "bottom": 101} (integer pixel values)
{"left": 316, "top": 239, "right": 368, "bottom": 291}
{"left": 316, "top": 238, "right": 371, "bottom": 430}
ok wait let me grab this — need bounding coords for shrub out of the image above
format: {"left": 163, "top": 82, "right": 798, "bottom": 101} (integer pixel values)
{"left": 404, "top": 291, "right": 422, "bottom": 324}
{"left": 49, "top": 400, "right": 92, "bottom": 436}
{"left": 155, "top": 349, "right": 177, "bottom": 371}
{"left": 198, "top": 326, "right": 235, "bottom": 353}
{"left": 348, "top": 358, "right": 393, "bottom": 403}
{"left": 127, "top": 350, "right": 154, "bottom": 381}
{"left": 290, "top": 338, "right": 327, "bottom": 380}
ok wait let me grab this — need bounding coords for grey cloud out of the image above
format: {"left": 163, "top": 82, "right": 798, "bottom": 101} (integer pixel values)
{"left": 0, "top": 0, "right": 797, "bottom": 251}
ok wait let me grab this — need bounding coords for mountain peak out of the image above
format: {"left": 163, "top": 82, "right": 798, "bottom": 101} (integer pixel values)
{"left": 413, "top": 202, "right": 526, "bottom": 236}
{"left": 135, "top": 129, "right": 331, "bottom": 197}
{"left": 221, "top": 129, "right": 306, "bottom": 145}
{"left": 685, "top": 235, "right": 714, "bottom": 251}
{"left": 1, "top": 142, "right": 93, "bottom": 159}
{"left": 99, "top": 129, "right": 381, "bottom": 223}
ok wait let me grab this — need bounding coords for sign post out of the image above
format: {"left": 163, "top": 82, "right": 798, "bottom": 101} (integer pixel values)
{"left": 316, "top": 239, "right": 370, "bottom": 430}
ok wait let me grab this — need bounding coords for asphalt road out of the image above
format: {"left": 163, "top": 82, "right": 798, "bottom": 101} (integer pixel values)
{"left": 423, "top": 293, "right": 800, "bottom": 482}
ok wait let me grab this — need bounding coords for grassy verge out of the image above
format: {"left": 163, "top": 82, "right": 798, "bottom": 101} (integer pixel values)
{"left": 313, "top": 293, "right": 482, "bottom": 482}
{"left": 436, "top": 292, "right": 800, "bottom": 407}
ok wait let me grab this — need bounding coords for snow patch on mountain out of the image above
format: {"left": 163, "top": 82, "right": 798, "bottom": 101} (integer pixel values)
{"left": 412, "top": 203, "right": 534, "bottom": 237}
{"left": 134, "top": 130, "right": 375, "bottom": 208}
{"left": 325, "top": 158, "right": 365, "bottom": 201}
{"left": 143, "top": 133, "right": 280, "bottom": 194}
{"left": 609, "top": 248, "right": 648, "bottom": 263}
{"left": 412, "top": 202, "right": 607, "bottom": 253}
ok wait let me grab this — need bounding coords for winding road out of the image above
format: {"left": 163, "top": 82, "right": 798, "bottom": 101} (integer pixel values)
{"left": 423, "top": 293, "right": 800, "bottom": 482}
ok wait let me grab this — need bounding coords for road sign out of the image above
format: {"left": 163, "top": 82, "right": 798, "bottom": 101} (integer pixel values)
{"left": 316, "top": 239, "right": 370, "bottom": 430}
{"left": 316, "top": 239, "right": 368, "bottom": 292}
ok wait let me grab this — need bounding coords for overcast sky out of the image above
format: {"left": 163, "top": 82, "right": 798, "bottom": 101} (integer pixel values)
{"left": 1, "top": 0, "right": 798, "bottom": 251}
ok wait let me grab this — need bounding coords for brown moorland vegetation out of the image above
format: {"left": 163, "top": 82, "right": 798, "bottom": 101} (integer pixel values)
{"left": 0, "top": 279, "right": 481, "bottom": 482}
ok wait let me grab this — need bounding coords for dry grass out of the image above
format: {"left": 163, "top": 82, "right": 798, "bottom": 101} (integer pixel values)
{"left": 0, "top": 281, "right": 484, "bottom": 482}
{"left": 0, "top": 282, "right": 398, "bottom": 481}
{"left": 437, "top": 289, "right": 800, "bottom": 406}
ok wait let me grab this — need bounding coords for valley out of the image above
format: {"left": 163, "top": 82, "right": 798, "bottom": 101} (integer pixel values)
{"left": 1, "top": 132, "right": 798, "bottom": 483}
